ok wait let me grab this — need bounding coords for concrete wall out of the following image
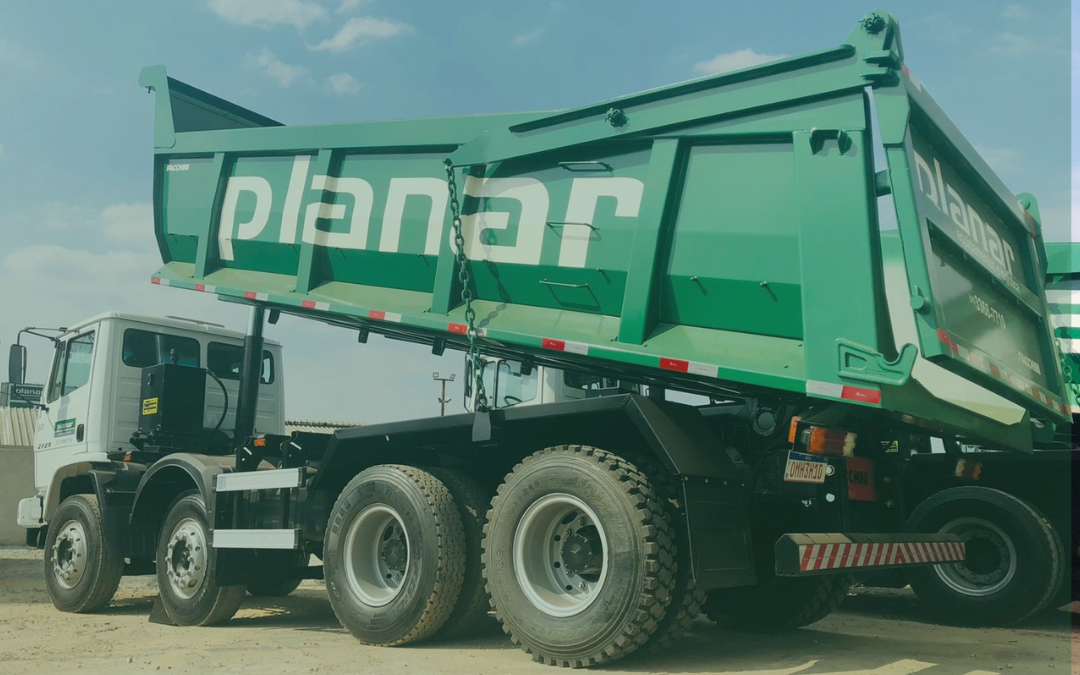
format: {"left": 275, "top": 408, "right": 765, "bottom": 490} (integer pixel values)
{"left": 0, "top": 446, "right": 34, "bottom": 545}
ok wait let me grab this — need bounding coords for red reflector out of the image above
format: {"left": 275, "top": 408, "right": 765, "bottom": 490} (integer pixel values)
{"left": 937, "top": 329, "right": 952, "bottom": 346}
{"left": 254, "top": 438, "right": 267, "bottom": 447}
{"left": 368, "top": 310, "right": 386, "bottom": 320}
{"left": 151, "top": 277, "right": 161, "bottom": 285}
{"left": 901, "top": 64, "right": 911, "bottom": 78}
{"left": 301, "top": 299, "right": 316, "bottom": 309}
{"left": 989, "top": 363, "right": 1002, "bottom": 378}
{"left": 659, "top": 357, "right": 689, "bottom": 373}
{"left": 243, "top": 291, "right": 257, "bottom": 300}
{"left": 841, "top": 386, "right": 881, "bottom": 405}
{"left": 448, "top": 323, "right": 468, "bottom": 334}
{"left": 542, "top": 338, "right": 566, "bottom": 351}
{"left": 194, "top": 283, "right": 205, "bottom": 292}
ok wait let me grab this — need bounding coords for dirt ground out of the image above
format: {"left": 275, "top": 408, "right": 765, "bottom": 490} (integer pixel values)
{"left": 0, "top": 547, "right": 1074, "bottom": 675}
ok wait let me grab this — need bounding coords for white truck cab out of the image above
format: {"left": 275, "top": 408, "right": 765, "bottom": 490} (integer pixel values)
{"left": 466, "top": 356, "right": 639, "bottom": 411}
{"left": 15, "top": 312, "right": 285, "bottom": 531}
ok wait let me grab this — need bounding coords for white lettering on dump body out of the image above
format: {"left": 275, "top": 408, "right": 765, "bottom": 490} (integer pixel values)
{"left": 912, "top": 149, "right": 1019, "bottom": 288}
{"left": 219, "top": 176, "right": 272, "bottom": 261}
{"left": 213, "top": 157, "right": 644, "bottom": 266}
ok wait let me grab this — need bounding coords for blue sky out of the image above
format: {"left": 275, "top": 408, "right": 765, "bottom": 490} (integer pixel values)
{"left": 0, "top": 0, "right": 1072, "bottom": 423}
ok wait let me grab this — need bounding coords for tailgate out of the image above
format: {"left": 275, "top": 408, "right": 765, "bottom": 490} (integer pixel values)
{"left": 881, "top": 68, "right": 1068, "bottom": 424}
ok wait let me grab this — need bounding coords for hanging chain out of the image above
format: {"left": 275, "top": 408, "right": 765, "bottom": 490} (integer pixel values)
{"left": 1060, "top": 350, "right": 1080, "bottom": 410}
{"left": 444, "top": 159, "right": 488, "bottom": 411}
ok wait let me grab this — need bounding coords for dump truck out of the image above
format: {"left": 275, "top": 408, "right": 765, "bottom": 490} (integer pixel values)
{"left": 16, "top": 10, "right": 1069, "bottom": 667}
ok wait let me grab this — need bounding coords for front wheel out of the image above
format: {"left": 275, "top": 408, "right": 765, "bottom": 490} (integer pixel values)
{"left": 155, "top": 491, "right": 245, "bottom": 626}
{"left": 483, "top": 446, "right": 676, "bottom": 668}
{"left": 905, "top": 486, "right": 1063, "bottom": 626}
{"left": 44, "top": 494, "right": 124, "bottom": 613}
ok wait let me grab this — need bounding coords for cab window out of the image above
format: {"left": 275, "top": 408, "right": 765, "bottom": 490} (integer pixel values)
{"left": 122, "top": 329, "right": 200, "bottom": 368}
{"left": 495, "top": 360, "right": 538, "bottom": 408}
{"left": 47, "top": 332, "right": 95, "bottom": 403}
{"left": 207, "top": 342, "right": 275, "bottom": 384}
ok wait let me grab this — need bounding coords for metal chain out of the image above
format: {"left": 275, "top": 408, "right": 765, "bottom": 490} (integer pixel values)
{"left": 444, "top": 159, "right": 488, "bottom": 411}
{"left": 1060, "top": 350, "right": 1080, "bottom": 409}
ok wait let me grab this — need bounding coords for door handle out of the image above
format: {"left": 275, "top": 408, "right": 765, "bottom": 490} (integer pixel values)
{"left": 76, "top": 424, "right": 85, "bottom": 442}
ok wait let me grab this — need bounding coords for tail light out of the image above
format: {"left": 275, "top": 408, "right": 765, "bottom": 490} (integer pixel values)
{"left": 805, "top": 426, "right": 857, "bottom": 457}
{"left": 787, "top": 418, "right": 857, "bottom": 457}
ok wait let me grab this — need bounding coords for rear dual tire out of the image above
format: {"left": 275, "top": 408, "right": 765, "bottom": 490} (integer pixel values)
{"left": 324, "top": 465, "right": 466, "bottom": 646}
{"left": 905, "top": 487, "right": 1064, "bottom": 626}
{"left": 483, "top": 446, "right": 677, "bottom": 667}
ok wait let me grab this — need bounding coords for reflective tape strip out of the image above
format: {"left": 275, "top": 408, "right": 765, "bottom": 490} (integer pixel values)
{"left": 688, "top": 362, "right": 720, "bottom": 377}
{"left": 447, "top": 323, "right": 468, "bottom": 334}
{"left": 659, "top": 357, "right": 689, "bottom": 373}
{"left": 301, "top": 300, "right": 330, "bottom": 311}
{"left": 194, "top": 283, "right": 216, "bottom": 293}
{"left": 541, "top": 338, "right": 589, "bottom": 355}
{"left": 806, "top": 380, "right": 843, "bottom": 398}
{"left": 243, "top": 291, "right": 268, "bottom": 301}
{"left": 151, "top": 277, "right": 170, "bottom": 286}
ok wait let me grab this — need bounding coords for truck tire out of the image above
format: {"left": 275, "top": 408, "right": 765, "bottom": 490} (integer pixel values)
{"left": 905, "top": 486, "right": 1063, "bottom": 626}
{"left": 629, "top": 454, "right": 705, "bottom": 652}
{"left": 483, "top": 445, "right": 676, "bottom": 667}
{"left": 156, "top": 491, "right": 246, "bottom": 626}
{"left": 43, "top": 494, "right": 124, "bottom": 613}
{"left": 324, "top": 464, "right": 466, "bottom": 646}
{"left": 703, "top": 573, "right": 852, "bottom": 632}
{"left": 246, "top": 552, "right": 310, "bottom": 597}
{"left": 428, "top": 467, "right": 492, "bottom": 639}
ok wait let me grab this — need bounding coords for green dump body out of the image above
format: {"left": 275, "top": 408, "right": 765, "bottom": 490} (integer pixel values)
{"left": 143, "top": 10, "right": 1066, "bottom": 452}
{"left": 1046, "top": 243, "right": 1080, "bottom": 412}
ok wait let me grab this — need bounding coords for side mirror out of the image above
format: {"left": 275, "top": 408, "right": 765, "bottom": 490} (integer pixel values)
{"left": 9, "top": 344, "right": 26, "bottom": 384}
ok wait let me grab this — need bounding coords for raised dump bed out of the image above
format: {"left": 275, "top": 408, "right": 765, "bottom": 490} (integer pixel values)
{"left": 143, "top": 11, "right": 1063, "bottom": 451}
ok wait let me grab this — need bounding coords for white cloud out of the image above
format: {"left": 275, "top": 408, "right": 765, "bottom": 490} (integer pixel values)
{"left": 512, "top": 29, "right": 544, "bottom": 46}
{"left": 337, "top": 0, "right": 369, "bottom": 13}
{"left": 1001, "top": 4, "right": 1031, "bottom": 20}
{"left": 246, "top": 48, "right": 310, "bottom": 88}
{"left": 323, "top": 73, "right": 362, "bottom": 95}
{"left": 308, "top": 16, "right": 413, "bottom": 52}
{"left": 99, "top": 203, "right": 155, "bottom": 249}
{"left": 973, "top": 144, "right": 1020, "bottom": 177}
{"left": 989, "top": 31, "right": 1035, "bottom": 56}
{"left": 693, "top": 48, "right": 788, "bottom": 75}
{"left": 207, "top": 0, "right": 327, "bottom": 30}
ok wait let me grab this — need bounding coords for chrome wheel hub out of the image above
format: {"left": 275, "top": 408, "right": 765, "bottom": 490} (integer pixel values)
{"left": 52, "top": 519, "right": 88, "bottom": 589}
{"left": 933, "top": 517, "right": 1016, "bottom": 597}
{"left": 513, "top": 493, "right": 608, "bottom": 617}
{"left": 344, "top": 504, "right": 410, "bottom": 606}
{"left": 166, "top": 517, "right": 207, "bottom": 599}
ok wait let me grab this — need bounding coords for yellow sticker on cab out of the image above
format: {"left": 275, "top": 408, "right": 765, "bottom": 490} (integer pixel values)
{"left": 142, "top": 398, "right": 159, "bottom": 415}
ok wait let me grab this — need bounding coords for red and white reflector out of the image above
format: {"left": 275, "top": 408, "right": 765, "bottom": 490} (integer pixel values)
{"left": 797, "top": 539, "right": 964, "bottom": 573}
{"left": 300, "top": 299, "right": 330, "bottom": 311}
{"left": 806, "top": 380, "right": 881, "bottom": 406}
{"left": 368, "top": 310, "right": 402, "bottom": 322}
{"left": 243, "top": 291, "right": 268, "bottom": 302}
{"left": 151, "top": 276, "right": 170, "bottom": 286}
{"left": 541, "top": 338, "right": 589, "bottom": 355}
{"left": 193, "top": 283, "right": 216, "bottom": 293}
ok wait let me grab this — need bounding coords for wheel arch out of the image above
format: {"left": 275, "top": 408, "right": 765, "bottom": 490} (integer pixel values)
{"left": 129, "top": 454, "right": 235, "bottom": 548}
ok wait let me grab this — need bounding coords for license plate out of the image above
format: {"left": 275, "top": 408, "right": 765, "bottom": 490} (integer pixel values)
{"left": 783, "top": 451, "right": 827, "bottom": 484}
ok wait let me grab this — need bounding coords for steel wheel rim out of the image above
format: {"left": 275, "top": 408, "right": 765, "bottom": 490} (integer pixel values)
{"left": 343, "top": 504, "right": 409, "bottom": 607}
{"left": 513, "top": 493, "right": 608, "bottom": 617}
{"left": 52, "top": 519, "right": 88, "bottom": 590}
{"left": 933, "top": 516, "right": 1017, "bottom": 597}
{"left": 166, "top": 517, "right": 208, "bottom": 600}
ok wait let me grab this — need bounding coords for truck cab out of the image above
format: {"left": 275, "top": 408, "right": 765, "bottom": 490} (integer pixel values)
{"left": 15, "top": 312, "right": 285, "bottom": 533}
{"left": 466, "top": 357, "right": 639, "bottom": 411}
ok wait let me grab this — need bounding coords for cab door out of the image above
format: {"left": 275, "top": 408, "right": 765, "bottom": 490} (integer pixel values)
{"left": 34, "top": 330, "right": 96, "bottom": 493}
